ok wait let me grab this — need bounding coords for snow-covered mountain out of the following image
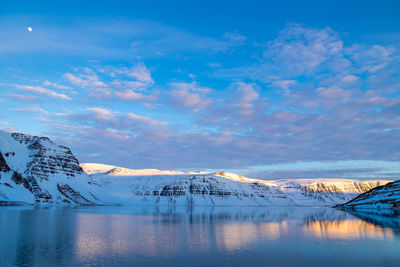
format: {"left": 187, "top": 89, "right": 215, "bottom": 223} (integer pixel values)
{"left": 0, "top": 130, "right": 115, "bottom": 205}
{"left": 336, "top": 180, "right": 400, "bottom": 211}
{"left": 84, "top": 165, "right": 391, "bottom": 207}
{"left": 0, "top": 130, "right": 393, "bottom": 207}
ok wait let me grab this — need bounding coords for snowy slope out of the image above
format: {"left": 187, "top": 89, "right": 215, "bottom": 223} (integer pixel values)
{"left": 84, "top": 166, "right": 391, "bottom": 207}
{"left": 0, "top": 130, "right": 116, "bottom": 205}
{"left": 336, "top": 180, "right": 400, "bottom": 210}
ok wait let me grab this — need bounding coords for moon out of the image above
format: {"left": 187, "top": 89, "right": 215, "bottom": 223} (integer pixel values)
{"left": 27, "top": 27, "right": 32, "bottom": 32}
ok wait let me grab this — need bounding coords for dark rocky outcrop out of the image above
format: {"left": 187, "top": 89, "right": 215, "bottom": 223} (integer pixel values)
{"left": 0, "top": 152, "right": 10, "bottom": 173}
{"left": 57, "top": 183, "right": 94, "bottom": 205}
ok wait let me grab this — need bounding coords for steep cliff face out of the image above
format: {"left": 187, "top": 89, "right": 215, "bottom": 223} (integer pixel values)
{"left": 0, "top": 130, "right": 114, "bottom": 205}
{"left": 337, "top": 180, "right": 400, "bottom": 210}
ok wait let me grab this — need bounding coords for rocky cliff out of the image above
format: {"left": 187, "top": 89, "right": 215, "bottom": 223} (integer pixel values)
{"left": 0, "top": 130, "right": 114, "bottom": 205}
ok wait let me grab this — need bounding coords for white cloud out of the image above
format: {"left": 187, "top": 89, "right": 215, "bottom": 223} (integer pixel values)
{"left": 63, "top": 72, "right": 106, "bottom": 88}
{"left": 86, "top": 107, "right": 115, "bottom": 120}
{"left": 42, "top": 80, "right": 72, "bottom": 90}
{"left": 114, "top": 63, "right": 154, "bottom": 84}
{"left": 15, "top": 85, "right": 71, "bottom": 100}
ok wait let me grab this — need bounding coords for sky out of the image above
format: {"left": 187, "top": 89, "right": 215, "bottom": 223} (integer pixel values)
{"left": 1, "top": 0, "right": 400, "bottom": 179}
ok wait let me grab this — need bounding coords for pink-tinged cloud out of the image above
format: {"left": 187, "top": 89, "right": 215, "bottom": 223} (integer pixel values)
{"left": 127, "top": 112, "right": 166, "bottom": 126}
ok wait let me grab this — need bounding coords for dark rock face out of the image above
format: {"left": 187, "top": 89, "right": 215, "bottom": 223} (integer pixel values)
{"left": 132, "top": 175, "right": 285, "bottom": 202}
{"left": 0, "top": 152, "right": 10, "bottom": 173}
{"left": 11, "top": 171, "right": 24, "bottom": 184}
{"left": 17, "top": 136, "right": 84, "bottom": 181}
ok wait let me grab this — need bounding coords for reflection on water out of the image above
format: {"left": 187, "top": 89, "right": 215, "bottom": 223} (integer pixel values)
{"left": 304, "top": 220, "right": 394, "bottom": 240}
{"left": 1, "top": 206, "right": 400, "bottom": 266}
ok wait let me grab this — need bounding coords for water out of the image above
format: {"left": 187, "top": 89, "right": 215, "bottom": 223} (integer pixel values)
{"left": 0, "top": 206, "right": 399, "bottom": 267}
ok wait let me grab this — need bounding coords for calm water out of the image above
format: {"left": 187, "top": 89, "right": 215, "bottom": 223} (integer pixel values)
{"left": 0, "top": 206, "right": 400, "bottom": 267}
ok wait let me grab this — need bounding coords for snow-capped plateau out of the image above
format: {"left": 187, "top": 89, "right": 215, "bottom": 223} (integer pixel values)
{"left": 80, "top": 163, "right": 201, "bottom": 176}
{"left": 84, "top": 164, "right": 392, "bottom": 207}
{"left": 336, "top": 180, "right": 400, "bottom": 211}
{"left": 0, "top": 130, "right": 116, "bottom": 205}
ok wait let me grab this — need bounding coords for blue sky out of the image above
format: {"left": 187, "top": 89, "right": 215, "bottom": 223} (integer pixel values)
{"left": 1, "top": 0, "right": 400, "bottom": 179}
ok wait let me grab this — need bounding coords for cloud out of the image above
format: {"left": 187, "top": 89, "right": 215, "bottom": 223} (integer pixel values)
{"left": 63, "top": 63, "right": 156, "bottom": 101}
{"left": 229, "top": 82, "right": 260, "bottom": 116}
{"left": 7, "top": 93, "right": 40, "bottom": 103}
{"left": 63, "top": 68, "right": 106, "bottom": 88}
{"left": 15, "top": 85, "right": 71, "bottom": 100}
{"left": 86, "top": 107, "right": 115, "bottom": 121}
{"left": 3, "top": 21, "right": 400, "bottom": 178}
{"left": 114, "top": 89, "right": 157, "bottom": 101}
{"left": 264, "top": 23, "right": 348, "bottom": 74}
{"left": 86, "top": 88, "right": 113, "bottom": 99}
{"left": 112, "top": 63, "right": 154, "bottom": 84}
{"left": 127, "top": 112, "right": 166, "bottom": 126}
{"left": 170, "top": 82, "right": 212, "bottom": 111}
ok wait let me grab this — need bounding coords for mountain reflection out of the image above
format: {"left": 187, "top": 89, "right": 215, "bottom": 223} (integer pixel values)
{"left": 0, "top": 206, "right": 400, "bottom": 266}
